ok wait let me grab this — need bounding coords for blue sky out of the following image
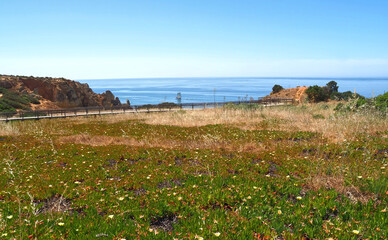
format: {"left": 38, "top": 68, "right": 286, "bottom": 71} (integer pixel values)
{"left": 1, "top": 0, "right": 388, "bottom": 79}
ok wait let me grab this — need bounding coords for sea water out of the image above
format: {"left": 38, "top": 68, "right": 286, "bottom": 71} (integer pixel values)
{"left": 78, "top": 77, "right": 388, "bottom": 105}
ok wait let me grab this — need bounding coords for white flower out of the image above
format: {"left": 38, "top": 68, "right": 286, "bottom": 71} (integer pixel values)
{"left": 296, "top": 196, "right": 302, "bottom": 200}
{"left": 357, "top": 176, "right": 362, "bottom": 179}
{"left": 57, "top": 222, "right": 64, "bottom": 226}
{"left": 178, "top": 196, "right": 182, "bottom": 201}
{"left": 6, "top": 215, "right": 13, "bottom": 219}
{"left": 118, "top": 197, "right": 125, "bottom": 201}
{"left": 352, "top": 230, "right": 360, "bottom": 234}
{"left": 213, "top": 232, "right": 221, "bottom": 237}
{"left": 108, "top": 215, "right": 114, "bottom": 219}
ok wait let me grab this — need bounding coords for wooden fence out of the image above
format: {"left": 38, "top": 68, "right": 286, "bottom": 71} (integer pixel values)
{"left": 0, "top": 98, "right": 294, "bottom": 122}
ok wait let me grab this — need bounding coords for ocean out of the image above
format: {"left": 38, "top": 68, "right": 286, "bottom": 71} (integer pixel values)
{"left": 78, "top": 77, "right": 388, "bottom": 105}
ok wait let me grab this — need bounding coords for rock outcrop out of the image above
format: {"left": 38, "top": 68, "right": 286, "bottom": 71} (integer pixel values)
{"left": 0, "top": 75, "right": 121, "bottom": 109}
{"left": 264, "top": 86, "right": 309, "bottom": 104}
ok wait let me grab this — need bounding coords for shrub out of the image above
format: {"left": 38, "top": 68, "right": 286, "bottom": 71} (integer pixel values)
{"left": 0, "top": 87, "right": 39, "bottom": 112}
{"left": 272, "top": 84, "right": 284, "bottom": 94}
{"left": 375, "top": 92, "right": 388, "bottom": 111}
{"left": 312, "top": 114, "right": 325, "bottom": 119}
{"left": 305, "top": 85, "right": 329, "bottom": 103}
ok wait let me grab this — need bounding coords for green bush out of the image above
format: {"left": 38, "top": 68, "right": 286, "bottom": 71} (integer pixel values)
{"left": 272, "top": 84, "right": 284, "bottom": 94}
{"left": 375, "top": 92, "right": 388, "bottom": 111}
{"left": 0, "top": 87, "right": 39, "bottom": 112}
{"left": 312, "top": 114, "right": 325, "bottom": 119}
{"left": 305, "top": 85, "right": 329, "bottom": 103}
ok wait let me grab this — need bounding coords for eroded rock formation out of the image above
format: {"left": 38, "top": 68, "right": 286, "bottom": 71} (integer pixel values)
{"left": 0, "top": 75, "right": 121, "bottom": 109}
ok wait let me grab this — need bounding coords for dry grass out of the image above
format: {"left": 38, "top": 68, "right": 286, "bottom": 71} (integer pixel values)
{"left": 0, "top": 122, "right": 19, "bottom": 136}
{"left": 58, "top": 134, "right": 269, "bottom": 153}
{"left": 5, "top": 102, "right": 387, "bottom": 143}
{"left": 89, "top": 103, "right": 387, "bottom": 143}
{"left": 304, "top": 174, "right": 376, "bottom": 204}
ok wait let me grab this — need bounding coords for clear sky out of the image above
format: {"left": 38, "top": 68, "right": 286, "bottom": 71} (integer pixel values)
{"left": 1, "top": 0, "right": 388, "bottom": 79}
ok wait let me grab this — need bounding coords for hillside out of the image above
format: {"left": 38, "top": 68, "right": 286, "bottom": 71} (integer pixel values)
{"left": 264, "top": 86, "right": 309, "bottom": 103}
{"left": 0, "top": 75, "right": 121, "bottom": 111}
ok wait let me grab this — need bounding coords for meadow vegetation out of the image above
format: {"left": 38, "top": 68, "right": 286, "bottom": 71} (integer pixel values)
{"left": 0, "top": 103, "right": 387, "bottom": 239}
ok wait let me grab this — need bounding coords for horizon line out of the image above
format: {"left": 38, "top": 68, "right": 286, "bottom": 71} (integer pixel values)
{"left": 76, "top": 76, "right": 388, "bottom": 81}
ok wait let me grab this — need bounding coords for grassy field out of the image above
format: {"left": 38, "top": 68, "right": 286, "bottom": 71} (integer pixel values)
{"left": 0, "top": 103, "right": 387, "bottom": 239}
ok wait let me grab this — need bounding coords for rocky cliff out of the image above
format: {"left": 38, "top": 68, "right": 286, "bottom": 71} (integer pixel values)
{"left": 264, "top": 86, "right": 309, "bottom": 103}
{"left": 0, "top": 75, "right": 121, "bottom": 109}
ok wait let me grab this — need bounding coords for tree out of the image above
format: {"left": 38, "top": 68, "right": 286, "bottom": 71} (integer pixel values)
{"left": 272, "top": 84, "right": 284, "bottom": 94}
{"left": 305, "top": 85, "right": 329, "bottom": 103}
{"left": 326, "top": 81, "right": 339, "bottom": 95}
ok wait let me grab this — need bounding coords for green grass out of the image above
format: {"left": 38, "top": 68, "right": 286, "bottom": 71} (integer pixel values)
{"left": 0, "top": 107, "right": 387, "bottom": 239}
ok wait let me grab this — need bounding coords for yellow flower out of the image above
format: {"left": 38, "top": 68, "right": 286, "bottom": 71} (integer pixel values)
{"left": 352, "top": 230, "right": 360, "bottom": 234}
{"left": 296, "top": 196, "right": 302, "bottom": 200}
{"left": 213, "top": 232, "right": 221, "bottom": 237}
{"left": 178, "top": 196, "right": 182, "bottom": 201}
{"left": 278, "top": 210, "right": 282, "bottom": 215}
{"left": 6, "top": 215, "right": 13, "bottom": 219}
{"left": 57, "top": 222, "right": 64, "bottom": 226}
{"left": 357, "top": 176, "right": 362, "bottom": 179}
{"left": 108, "top": 215, "right": 114, "bottom": 219}
{"left": 118, "top": 197, "right": 125, "bottom": 201}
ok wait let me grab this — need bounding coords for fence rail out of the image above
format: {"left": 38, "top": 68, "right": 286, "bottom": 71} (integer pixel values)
{"left": 0, "top": 98, "right": 294, "bottom": 122}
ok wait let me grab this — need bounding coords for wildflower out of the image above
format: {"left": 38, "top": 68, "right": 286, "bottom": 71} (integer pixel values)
{"left": 286, "top": 175, "right": 290, "bottom": 178}
{"left": 278, "top": 210, "right": 282, "bottom": 215}
{"left": 146, "top": 175, "right": 151, "bottom": 179}
{"left": 381, "top": 209, "right": 386, "bottom": 212}
{"left": 178, "top": 196, "right": 182, "bottom": 201}
{"left": 247, "top": 196, "right": 251, "bottom": 199}
{"left": 57, "top": 222, "right": 64, "bottom": 226}
{"left": 265, "top": 174, "right": 270, "bottom": 177}
{"left": 357, "top": 176, "right": 362, "bottom": 179}
{"left": 352, "top": 230, "right": 360, "bottom": 234}
{"left": 6, "top": 215, "right": 13, "bottom": 219}
{"left": 1, "top": 233, "right": 7, "bottom": 237}
{"left": 108, "top": 215, "right": 114, "bottom": 219}
{"left": 213, "top": 232, "right": 221, "bottom": 237}
{"left": 296, "top": 196, "right": 302, "bottom": 200}
{"left": 118, "top": 197, "right": 125, "bottom": 201}
{"left": 74, "top": 181, "right": 81, "bottom": 184}
{"left": 49, "top": 185, "right": 52, "bottom": 188}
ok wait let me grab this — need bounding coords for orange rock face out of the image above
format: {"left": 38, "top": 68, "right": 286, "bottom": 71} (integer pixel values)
{"left": 0, "top": 75, "right": 121, "bottom": 109}
{"left": 264, "top": 86, "right": 309, "bottom": 103}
